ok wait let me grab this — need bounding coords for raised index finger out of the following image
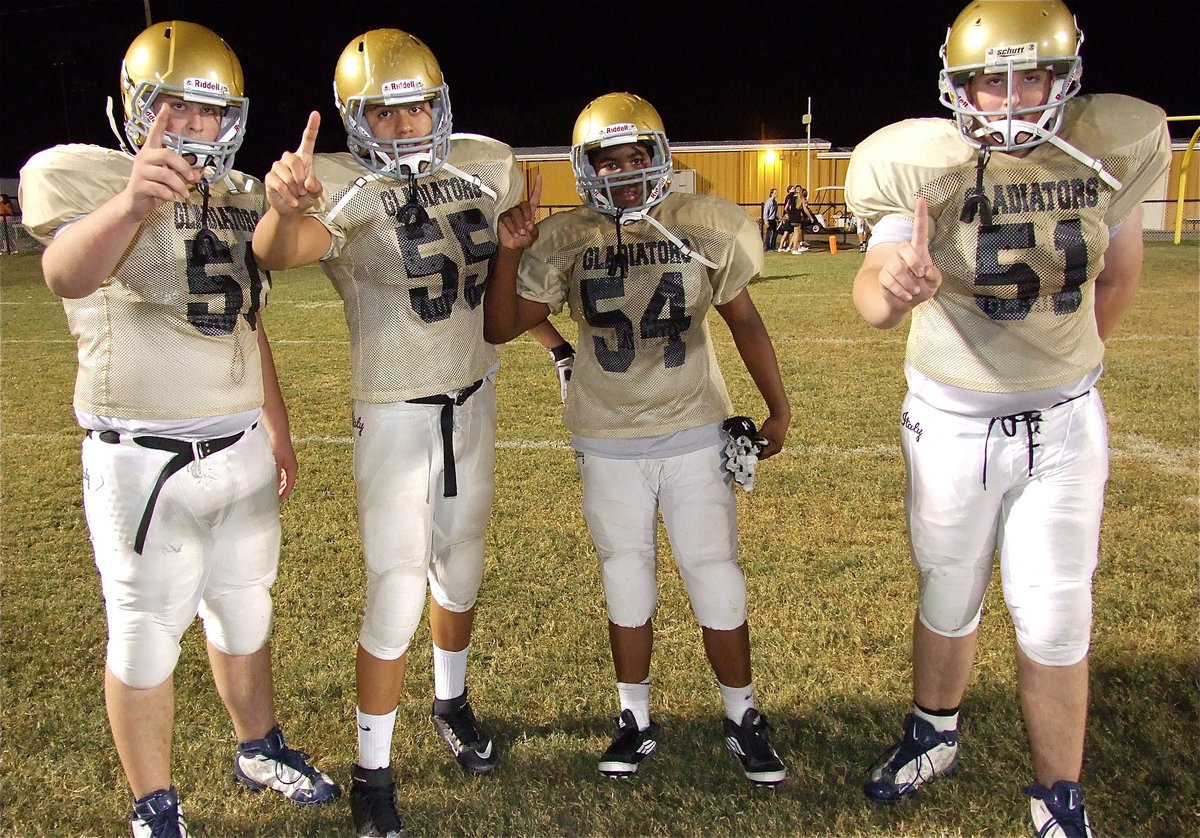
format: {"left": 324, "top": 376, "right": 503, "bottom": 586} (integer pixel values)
{"left": 297, "top": 111, "right": 320, "bottom": 157}
{"left": 911, "top": 196, "right": 930, "bottom": 248}
{"left": 528, "top": 172, "right": 542, "bottom": 213}
{"left": 144, "top": 102, "right": 171, "bottom": 149}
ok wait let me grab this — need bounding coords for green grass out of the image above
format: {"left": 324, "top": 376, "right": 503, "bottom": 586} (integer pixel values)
{"left": 1, "top": 242, "right": 1197, "bottom": 837}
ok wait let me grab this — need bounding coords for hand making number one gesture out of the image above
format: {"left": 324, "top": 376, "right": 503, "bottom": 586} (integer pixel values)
{"left": 497, "top": 173, "right": 542, "bottom": 252}
{"left": 265, "top": 111, "right": 323, "bottom": 216}
{"left": 878, "top": 196, "right": 943, "bottom": 311}
{"left": 124, "top": 102, "right": 200, "bottom": 221}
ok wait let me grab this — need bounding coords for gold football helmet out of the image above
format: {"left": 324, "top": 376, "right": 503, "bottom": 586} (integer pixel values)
{"left": 938, "top": 0, "right": 1083, "bottom": 152}
{"left": 120, "top": 21, "right": 248, "bottom": 181}
{"left": 333, "top": 29, "right": 452, "bottom": 178}
{"left": 571, "top": 93, "right": 672, "bottom": 215}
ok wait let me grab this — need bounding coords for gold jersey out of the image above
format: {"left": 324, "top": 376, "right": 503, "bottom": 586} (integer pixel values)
{"left": 312, "top": 135, "right": 523, "bottom": 402}
{"left": 19, "top": 144, "right": 268, "bottom": 419}
{"left": 518, "top": 192, "right": 762, "bottom": 438}
{"left": 847, "top": 94, "right": 1170, "bottom": 393}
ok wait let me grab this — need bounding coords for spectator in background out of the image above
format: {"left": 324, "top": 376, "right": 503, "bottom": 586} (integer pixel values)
{"left": 789, "top": 187, "right": 814, "bottom": 253}
{"left": 776, "top": 186, "right": 797, "bottom": 251}
{"left": 0, "top": 194, "right": 15, "bottom": 253}
{"left": 762, "top": 188, "right": 779, "bottom": 251}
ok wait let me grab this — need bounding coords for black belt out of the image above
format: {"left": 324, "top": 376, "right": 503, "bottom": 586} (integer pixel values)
{"left": 88, "top": 423, "right": 256, "bottom": 554}
{"left": 406, "top": 379, "right": 484, "bottom": 498}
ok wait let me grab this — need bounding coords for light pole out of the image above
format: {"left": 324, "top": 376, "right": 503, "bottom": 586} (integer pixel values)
{"left": 803, "top": 97, "right": 812, "bottom": 190}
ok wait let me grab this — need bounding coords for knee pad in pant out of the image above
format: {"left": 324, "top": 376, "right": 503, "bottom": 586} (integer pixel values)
{"left": 1010, "top": 581, "right": 1092, "bottom": 666}
{"left": 104, "top": 610, "right": 183, "bottom": 690}
{"left": 916, "top": 559, "right": 991, "bottom": 637}
{"left": 428, "top": 537, "right": 485, "bottom": 613}
{"left": 359, "top": 564, "right": 428, "bottom": 660}
{"left": 600, "top": 549, "right": 658, "bottom": 628}
{"left": 199, "top": 583, "right": 273, "bottom": 657}
{"left": 677, "top": 551, "right": 747, "bottom": 631}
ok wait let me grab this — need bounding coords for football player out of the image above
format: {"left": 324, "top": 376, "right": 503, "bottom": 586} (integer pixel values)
{"left": 251, "top": 29, "right": 566, "bottom": 838}
{"left": 18, "top": 21, "right": 340, "bottom": 838}
{"left": 484, "top": 92, "right": 792, "bottom": 784}
{"left": 845, "top": 1, "right": 1170, "bottom": 835}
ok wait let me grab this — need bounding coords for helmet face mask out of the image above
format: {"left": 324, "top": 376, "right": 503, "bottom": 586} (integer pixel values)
{"left": 571, "top": 93, "right": 672, "bottom": 215}
{"left": 937, "top": 0, "right": 1083, "bottom": 152}
{"left": 121, "top": 21, "right": 247, "bottom": 182}
{"left": 333, "top": 29, "right": 452, "bottom": 179}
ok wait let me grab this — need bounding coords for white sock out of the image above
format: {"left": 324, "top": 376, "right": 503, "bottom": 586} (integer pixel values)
{"left": 356, "top": 707, "right": 396, "bottom": 770}
{"left": 433, "top": 643, "right": 469, "bottom": 701}
{"left": 913, "top": 703, "right": 959, "bottom": 733}
{"left": 719, "top": 681, "right": 755, "bottom": 724}
{"left": 616, "top": 679, "right": 652, "bottom": 730}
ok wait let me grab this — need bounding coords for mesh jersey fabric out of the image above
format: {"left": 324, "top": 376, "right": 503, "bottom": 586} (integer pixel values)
{"left": 517, "top": 191, "right": 763, "bottom": 438}
{"left": 20, "top": 144, "right": 268, "bottom": 419}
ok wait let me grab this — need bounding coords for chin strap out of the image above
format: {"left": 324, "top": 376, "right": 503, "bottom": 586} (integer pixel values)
{"left": 440, "top": 162, "right": 498, "bottom": 200}
{"left": 611, "top": 209, "right": 720, "bottom": 269}
{"left": 106, "top": 96, "right": 137, "bottom": 156}
{"left": 1043, "top": 132, "right": 1123, "bottom": 190}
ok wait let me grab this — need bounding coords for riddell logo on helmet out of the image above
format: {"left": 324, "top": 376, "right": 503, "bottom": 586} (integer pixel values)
{"left": 599, "top": 123, "right": 637, "bottom": 138}
{"left": 184, "top": 77, "right": 230, "bottom": 96}
{"left": 382, "top": 79, "right": 423, "bottom": 95}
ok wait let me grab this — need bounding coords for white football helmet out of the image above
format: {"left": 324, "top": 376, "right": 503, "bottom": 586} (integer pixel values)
{"left": 938, "top": 0, "right": 1083, "bottom": 153}
{"left": 333, "top": 29, "right": 452, "bottom": 179}
{"left": 120, "top": 21, "right": 248, "bottom": 182}
{"left": 571, "top": 93, "right": 672, "bottom": 215}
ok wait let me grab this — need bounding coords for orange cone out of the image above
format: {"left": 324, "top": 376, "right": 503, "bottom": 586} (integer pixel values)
{"left": 828, "top": 235, "right": 838, "bottom": 254}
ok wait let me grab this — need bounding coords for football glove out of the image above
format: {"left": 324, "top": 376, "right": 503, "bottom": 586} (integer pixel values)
{"left": 548, "top": 341, "right": 575, "bottom": 404}
{"left": 721, "top": 416, "right": 767, "bottom": 492}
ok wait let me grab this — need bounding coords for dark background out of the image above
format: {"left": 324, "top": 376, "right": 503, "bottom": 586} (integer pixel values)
{"left": 1, "top": 0, "right": 1196, "bottom": 181}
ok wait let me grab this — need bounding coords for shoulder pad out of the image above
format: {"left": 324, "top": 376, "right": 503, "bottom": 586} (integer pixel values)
{"left": 1059, "top": 94, "right": 1168, "bottom": 158}
{"left": 847, "top": 119, "right": 973, "bottom": 222}
{"left": 312, "top": 152, "right": 368, "bottom": 186}
{"left": 448, "top": 134, "right": 516, "bottom": 166}
{"left": 19, "top": 145, "right": 133, "bottom": 244}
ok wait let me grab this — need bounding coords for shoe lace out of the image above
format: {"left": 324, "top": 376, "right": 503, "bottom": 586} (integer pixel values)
{"left": 1023, "top": 784, "right": 1092, "bottom": 838}
{"left": 607, "top": 713, "right": 644, "bottom": 753}
{"left": 744, "top": 714, "right": 778, "bottom": 761}
{"left": 883, "top": 717, "right": 951, "bottom": 780}
{"left": 139, "top": 804, "right": 183, "bottom": 838}
{"left": 261, "top": 741, "right": 322, "bottom": 782}
{"left": 361, "top": 780, "right": 403, "bottom": 831}
{"left": 439, "top": 702, "right": 482, "bottom": 748}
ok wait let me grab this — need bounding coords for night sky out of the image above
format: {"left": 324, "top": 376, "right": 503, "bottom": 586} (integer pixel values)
{"left": 1, "top": 0, "right": 1196, "bottom": 182}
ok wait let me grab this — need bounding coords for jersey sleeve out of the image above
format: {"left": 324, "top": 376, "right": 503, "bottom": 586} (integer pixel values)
{"left": 710, "top": 210, "right": 763, "bottom": 306}
{"left": 1089, "top": 96, "right": 1171, "bottom": 226}
{"left": 309, "top": 153, "right": 360, "bottom": 261}
{"left": 18, "top": 145, "right": 130, "bottom": 245}
{"left": 846, "top": 119, "right": 969, "bottom": 233}
{"left": 516, "top": 211, "right": 577, "bottom": 314}
{"left": 496, "top": 149, "right": 524, "bottom": 215}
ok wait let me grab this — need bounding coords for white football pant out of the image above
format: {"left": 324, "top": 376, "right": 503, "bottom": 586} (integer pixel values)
{"left": 578, "top": 444, "right": 746, "bottom": 631}
{"left": 902, "top": 389, "right": 1108, "bottom": 666}
{"left": 354, "top": 382, "right": 496, "bottom": 661}
{"left": 84, "top": 423, "right": 279, "bottom": 689}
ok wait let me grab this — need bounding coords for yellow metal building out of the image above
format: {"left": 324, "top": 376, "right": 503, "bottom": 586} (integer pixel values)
{"left": 516, "top": 137, "right": 1200, "bottom": 235}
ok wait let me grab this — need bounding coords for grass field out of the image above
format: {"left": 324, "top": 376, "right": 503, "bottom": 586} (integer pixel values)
{"left": 1, "top": 242, "right": 1197, "bottom": 838}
